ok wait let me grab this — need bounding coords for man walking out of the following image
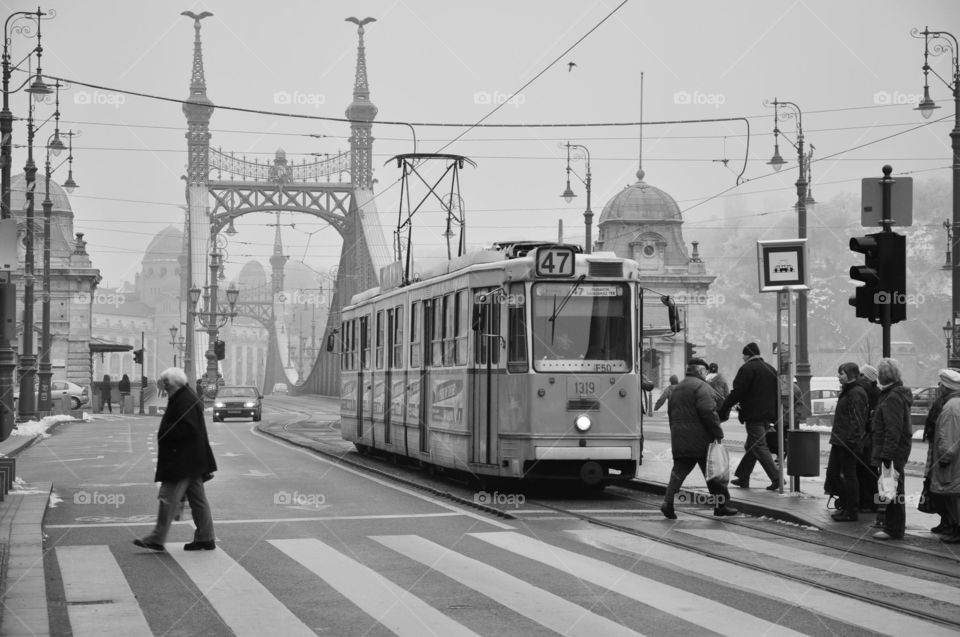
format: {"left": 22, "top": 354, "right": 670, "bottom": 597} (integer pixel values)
{"left": 661, "top": 358, "right": 738, "bottom": 519}
{"left": 719, "top": 342, "right": 780, "bottom": 491}
{"left": 134, "top": 367, "right": 218, "bottom": 552}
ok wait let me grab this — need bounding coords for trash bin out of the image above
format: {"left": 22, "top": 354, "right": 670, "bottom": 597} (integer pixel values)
{"left": 786, "top": 429, "right": 820, "bottom": 477}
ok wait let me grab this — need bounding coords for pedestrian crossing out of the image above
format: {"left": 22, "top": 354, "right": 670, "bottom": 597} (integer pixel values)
{"left": 52, "top": 529, "right": 960, "bottom": 637}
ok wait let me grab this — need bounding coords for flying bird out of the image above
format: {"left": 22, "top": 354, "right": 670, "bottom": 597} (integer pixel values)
{"left": 567, "top": 61, "right": 577, "bottom": 72}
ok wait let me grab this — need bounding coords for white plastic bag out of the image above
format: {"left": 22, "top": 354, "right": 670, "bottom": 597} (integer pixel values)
{"left": 705, "top": 440, "right": 730, "bottom": 484}
{"left": 877, "top": 464, "right": 899, "bottom": 503}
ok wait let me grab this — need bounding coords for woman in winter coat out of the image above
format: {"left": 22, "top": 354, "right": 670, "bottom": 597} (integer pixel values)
{"left": 931, "top": 369, "right": 960, "bottom": 544}
{"left": 826, "top": 362, "right": 869, "bottom": 521}
{"left": 869, "top": 358, "right": 913, "bottom": 540}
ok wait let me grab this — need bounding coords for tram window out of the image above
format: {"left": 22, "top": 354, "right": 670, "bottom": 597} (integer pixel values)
{"left": 474, "top": 291, "right": 501, "bottom": 366}
{"left": 432, "top": 297, "right": 444, "bottom": 367}
{"left": 375, "top": 310, "right": 384, "bottom": 369}
{"left": 507, "top": 284, "right": 528, "bottom": 372}
{"left": 410, "top": 301, "right": 421, "bottom": 368}
{"left": 455, "top": 291, "right": 468, "bottom": 365}
{"left": 360, "top": 315, "right": 370, "bottom": 370}
{"left": 392, "top": 306, "right": 403, "bottom": 369}
{"left": 444, "top": 294, "right": 456, "bottom": 366}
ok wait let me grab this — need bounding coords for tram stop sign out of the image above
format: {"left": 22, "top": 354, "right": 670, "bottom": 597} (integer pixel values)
{"left": 757, "top": 239, "right": 808, "bottom": 293}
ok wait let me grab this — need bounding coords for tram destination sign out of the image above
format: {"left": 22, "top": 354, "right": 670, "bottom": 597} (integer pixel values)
{"left": 535, "top": 284, "right": 623, "bottom": 297}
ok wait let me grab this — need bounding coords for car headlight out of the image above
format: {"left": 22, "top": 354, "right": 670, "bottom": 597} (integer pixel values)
{"left": 214, "top": 401, "right": 225, "bottom": 408}
{"left": 574, "top": 415, "right": 592, "bottom": 432}
{"left": 244, "top": 401, "right": 256, "bottom": 408}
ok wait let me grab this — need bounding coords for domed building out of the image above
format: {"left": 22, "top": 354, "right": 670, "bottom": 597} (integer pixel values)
{"left": 595, "top": 169, "right": 715, "bottom": 385}
{"left": 8, "top": 173, "right": 100, "bottom": 394}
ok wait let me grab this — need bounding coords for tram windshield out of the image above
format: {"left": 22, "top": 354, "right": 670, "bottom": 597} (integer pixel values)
{"left": 531, "top": 282, "right": 632, "bottom": 372}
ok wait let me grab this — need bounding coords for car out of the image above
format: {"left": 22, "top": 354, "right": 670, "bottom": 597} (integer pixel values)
{"left": 213, "top": 385, "right": 262, "bottom": 422}
{"left": 912, "top": 386, "right": 938, "bottom": 416}
{"left": 271, "top": 382, "right": 289, "bottom": 395}
{"left": 14, "top": 380, "right": 89, "bottom": 411}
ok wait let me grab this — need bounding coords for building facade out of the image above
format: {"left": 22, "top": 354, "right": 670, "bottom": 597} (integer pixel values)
{"left": 595, "top": 169, "right": 715, "bottom": 387}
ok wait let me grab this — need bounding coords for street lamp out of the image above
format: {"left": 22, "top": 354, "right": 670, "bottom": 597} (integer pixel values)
{"left": 190, "top": 250, "right": 239, "bottom": 399}
{"left": 913, "top": 27, "right": 960, "bottom": 366}
{"left": 168, "top": 325, "right": 185, "bottom": 368}
{"left": 1, "top": 8, "right": 48, "bottom": 430}
{"left": 38, "top": 89, "right": 71, "bottom": 413}
{"left": 561, "top": 141, "right": 593, "bottom": 254}
{"left": 765, "top": 98, "right": 814, "bottom": 414}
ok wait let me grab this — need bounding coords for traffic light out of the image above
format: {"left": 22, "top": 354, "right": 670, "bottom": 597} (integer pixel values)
{"left": 214, "top": 339, "right": 226, "bottom": 360}
{"left": 661, "top": 295, "right": 681, "bottom": 333}
{"left": 849, "top": 231, "right": 906, "bottom": 324}
{"left": 133, "top": 349, "right": 143, "bottom": 364}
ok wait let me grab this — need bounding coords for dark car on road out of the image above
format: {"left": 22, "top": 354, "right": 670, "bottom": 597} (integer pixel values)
{"left": 213, "top": 386, "right": 262, "bottom": 422}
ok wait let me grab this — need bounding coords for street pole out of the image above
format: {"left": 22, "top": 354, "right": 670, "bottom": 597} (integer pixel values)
{"left": 561, "top": 142, "right": 592, "bottom": 253}
{"left": 17, "top": 88, "right": 37, "bottom": 420}
{"left": 138, "top": 330, "right": 144, "bottom": 415}
{"left": 914, "top": 27, "right": 960, "bottom": 366}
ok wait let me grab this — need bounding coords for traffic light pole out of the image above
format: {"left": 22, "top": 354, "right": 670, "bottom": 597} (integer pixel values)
{"left": 880, "top": 166, "right": 893, "bottom": 358}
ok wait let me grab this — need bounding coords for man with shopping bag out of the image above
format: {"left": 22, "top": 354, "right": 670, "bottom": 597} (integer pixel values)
{"left": 869, "top": 358, "right": 913, "bottom": 541}
{"left": 660, "top": 357, "right": 738, "bottom": 519}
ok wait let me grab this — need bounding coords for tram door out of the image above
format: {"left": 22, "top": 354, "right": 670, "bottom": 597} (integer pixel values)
{"left": 471, "top": 290, "right": 501, "bottom": 465}
{"left": 418, "top": 299, "right": 432, "bottom": 454}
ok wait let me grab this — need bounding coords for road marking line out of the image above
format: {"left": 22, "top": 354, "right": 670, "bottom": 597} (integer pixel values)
{"left": 472, "top": 531, "right": 804, "bottom": 637}
{"left": 569, "top": 528, "right": 959, "bottom": 637}
{"left": 683, "top": 528, "right": 960, "bottom": 606}
{"left": 55, "top": 546, "right": 152, "bottom": 637}
{"left": 169, "top": 542, "right": 315, "bottom": 637}
{"left": 374, "top": 534, "right": 644, "bottom": 637}
{"left": 252, "top": 427, "right": 514, "bottom": 530}
{"left": 270, "top": 538, "right": 480, "bottom": 637}
{"left": 45, "top": 512, "right": 462, "bottom": 528}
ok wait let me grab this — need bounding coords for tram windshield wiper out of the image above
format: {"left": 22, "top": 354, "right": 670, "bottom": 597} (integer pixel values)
{"left": 548, "top": 275, "right": 586, "bottom": 342}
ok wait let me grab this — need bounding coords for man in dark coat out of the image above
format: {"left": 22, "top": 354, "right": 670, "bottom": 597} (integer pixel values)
{"left": 661, "top": 358, "right": 738, "bottom": 519}
{"left": 134, "top": 367, "right": 218, "bottom": 552}
{"left": 855, "top": 364, "right": 882, "bottom": 513}
{"left": 719, "top": 342, "right": 780, "bottom": 490}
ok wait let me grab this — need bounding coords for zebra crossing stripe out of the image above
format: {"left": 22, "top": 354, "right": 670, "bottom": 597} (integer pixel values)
{"left": 55, "top": 546, "right": 152, "bottom": 637}
{"left": 269, "top": 538, "right": 481, "bottom": 637}
{"left": 471, "top": 531, "right": 805, "bottom": 637}
{"left": 569, "top": 528, "right": 960, "bottom": 637}
{"left": 168, "top": 542, "right": 315, "bottom": 637}
{"left": 683, "top": 528, "right": 960, "bottom": 606}
{"left": 373, "top": 534, "right": 644, "bottom": 637}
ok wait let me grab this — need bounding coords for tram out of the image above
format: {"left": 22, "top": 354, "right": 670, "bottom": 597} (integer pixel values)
{"left": 336, "top": 241, "right": 675, "bottom": 487}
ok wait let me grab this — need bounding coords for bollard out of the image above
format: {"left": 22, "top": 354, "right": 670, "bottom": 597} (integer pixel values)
{"left": 786, "top": 429, "right": 820, "bottom": 476}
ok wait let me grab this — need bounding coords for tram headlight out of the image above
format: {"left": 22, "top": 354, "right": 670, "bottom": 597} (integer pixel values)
{"left": 574, "top": 415, "right": 592, "bottom": 432}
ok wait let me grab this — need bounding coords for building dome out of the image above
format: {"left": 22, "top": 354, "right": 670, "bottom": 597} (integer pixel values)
{"left": 144, "top": 226, "right": 183, "bottom": 263}
{"left": 598, "top": 170, "right": 682, "bottom": 224}
{"left": 9, "top": 173, "right": 72, "bottom": 214}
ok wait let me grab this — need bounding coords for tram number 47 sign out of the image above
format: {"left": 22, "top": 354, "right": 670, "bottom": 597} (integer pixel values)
{"left": 535, "top": 246, "right": 576, "bottom": 277}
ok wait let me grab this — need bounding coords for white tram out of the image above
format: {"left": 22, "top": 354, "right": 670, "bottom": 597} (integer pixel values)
{"left": 337, "top": 241, "right": 662, "bottom": 487}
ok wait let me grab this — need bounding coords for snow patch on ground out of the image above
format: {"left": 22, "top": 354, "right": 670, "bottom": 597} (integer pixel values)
{"left": 9, "top": 414, "right": 78, "bottom": 439}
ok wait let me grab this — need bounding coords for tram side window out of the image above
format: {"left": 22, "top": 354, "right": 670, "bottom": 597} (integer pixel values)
{"left": 444, "top": 293, "right": 456, "bottom": 366}
{"left": 391, "top": 306, "right": 403, "bottom": 369}
{"left": 375, "top": 310, "right": 384, "bottom": 369}
{"left": 410, "top": 302, "right": 421, "bottom": 368}
{"left": 360, "top": 315, "right": 370, "bottom": 370}
{"left": 474, "top": 292, "right": 501, "bottom": 366}
{"left": 507, "top": 284, "right": 527, "bottom": 372}
{"left": 455, "top": 291, "right": 468, "bottom": 365}
{"left": 339, "top": 319, "right": 349, "bottom": 370}
{"left": 432, "top": 297, "right": 444, "bottom": 366}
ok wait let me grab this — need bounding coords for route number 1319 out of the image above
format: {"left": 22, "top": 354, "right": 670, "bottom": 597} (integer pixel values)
{"left": 535, "top": 247, "right": 576, "bottom": 277}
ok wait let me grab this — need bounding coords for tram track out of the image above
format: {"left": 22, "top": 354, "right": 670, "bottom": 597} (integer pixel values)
{"left": 602, "top": 484, "right": 960, "bottom": 579}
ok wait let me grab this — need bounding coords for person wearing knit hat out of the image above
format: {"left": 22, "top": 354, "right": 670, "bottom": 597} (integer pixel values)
{"left": 854, "top": 364, "right": 882, "bottom": 514}
{"left": 929, "top": 368, "right": 960, "bottom": 543}
{"left": 718, "top": 342, "right": 780, "bottom": 490}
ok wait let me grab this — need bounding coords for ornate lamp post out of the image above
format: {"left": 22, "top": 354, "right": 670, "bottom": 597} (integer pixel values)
{"left": 765, "top": 98, "right": 813, "bottom": 410}
{"left": 38, "top": 91, "right": 69, "bottom": 413}
{"left": 560, "top": 141, "right": 593, "bottom": 254}
{"left": 1, "top": 8, "right": 51, "bottom": 428}
{"left": 168, "top": 325, "right": 185, "bottom": 368}
{"left": 944, "top": 322, "right": 955, "bottom": 365}
{"left": 913, "top": 27, "right": 960, "bottom": 366}
{"left": 189, "top": 250, "right": 238, "bottom": 399}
